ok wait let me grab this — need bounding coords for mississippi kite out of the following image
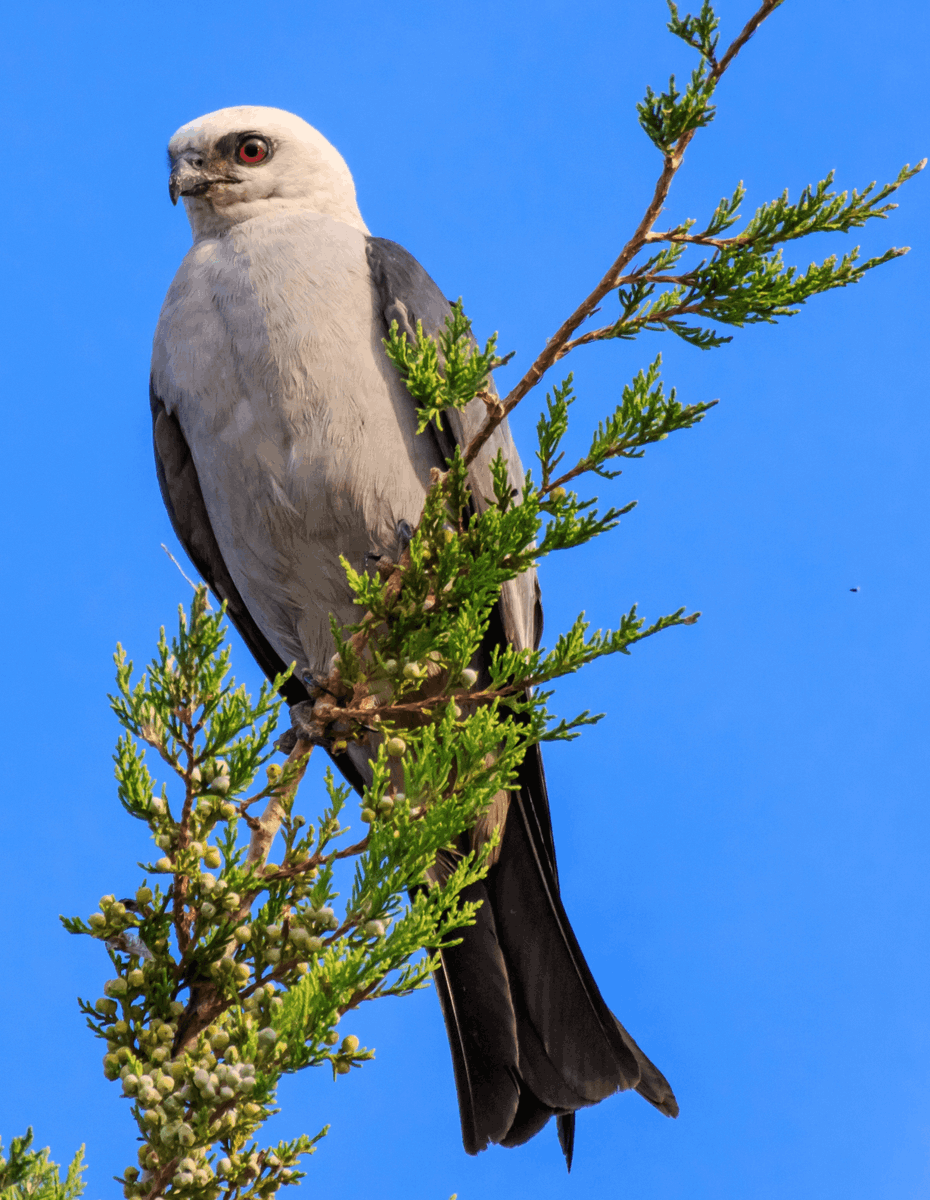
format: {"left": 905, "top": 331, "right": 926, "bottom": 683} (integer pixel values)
{"left": 151, "top": 105, "right": 677, "bottom": 1165}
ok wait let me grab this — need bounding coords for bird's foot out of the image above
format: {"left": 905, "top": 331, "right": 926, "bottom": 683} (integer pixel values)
{"left": 275, "top": 728, "right": 299, "bottom": 755}
{"left": 395, "top": 519, "right": 414, "bottom": 556}
{"left": 365, "top": 551, "right": 397, "bottom": 577}
{"left": 300, "top": 669, "right": 342, "bottom": 698}
{"left": 285, "top": 692, "right": 350, "bottom": 751}
{"left": 288, "top": 699, "right": 324, "bottom": 744}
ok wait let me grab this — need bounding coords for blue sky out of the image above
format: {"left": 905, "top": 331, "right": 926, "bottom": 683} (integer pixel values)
{"left": 1, "top": 1, "right": 928, "bottom": 1197}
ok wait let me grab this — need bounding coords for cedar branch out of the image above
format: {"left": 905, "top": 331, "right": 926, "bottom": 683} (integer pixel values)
{"left": 460, "top": 0, "right": 784, "bottom": 468}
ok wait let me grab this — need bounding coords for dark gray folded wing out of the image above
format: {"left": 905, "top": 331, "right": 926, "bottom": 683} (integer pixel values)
{"left": 366, "top": 237, "right": 678, "bottom": 1163}
{"left": 366, "top": 237, "right": 543, "bottom": 653}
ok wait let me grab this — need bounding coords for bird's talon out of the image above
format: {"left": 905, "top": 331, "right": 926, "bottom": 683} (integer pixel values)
{"left": 275, "top": 729, "right": 299, "bottom": 756}
{"left": 396, "top": 519, "right": 414, "bottom": 555}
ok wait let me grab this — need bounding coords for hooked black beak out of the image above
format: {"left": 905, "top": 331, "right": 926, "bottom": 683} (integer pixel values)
{"left": 169, "top": 158, "right": 226, "bottom": 205}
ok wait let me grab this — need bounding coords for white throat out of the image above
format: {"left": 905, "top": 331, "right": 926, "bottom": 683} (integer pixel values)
{"left": 183, "top": 193, "right": 370, "bottom": 241}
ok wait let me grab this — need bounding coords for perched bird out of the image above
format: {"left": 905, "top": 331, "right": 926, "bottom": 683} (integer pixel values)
{"left": 151, "top": 105, "right": 677, "bottom": 1165}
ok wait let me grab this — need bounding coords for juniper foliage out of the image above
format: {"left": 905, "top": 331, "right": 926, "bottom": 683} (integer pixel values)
{"left": 0, "top": 1130, "right": 85, "bottom": 1200}
{"left": 61, "top": 590, "right": 505, "bottom": 1200}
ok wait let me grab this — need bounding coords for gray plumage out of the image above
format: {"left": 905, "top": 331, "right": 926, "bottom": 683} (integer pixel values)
{"left": 151, "top": 105, "right": 677, "bottom": 1165}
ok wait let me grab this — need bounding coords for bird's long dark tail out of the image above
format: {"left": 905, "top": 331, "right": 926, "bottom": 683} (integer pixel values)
{"left": 432, "top": 743, "right": 677, "bottom": 1167}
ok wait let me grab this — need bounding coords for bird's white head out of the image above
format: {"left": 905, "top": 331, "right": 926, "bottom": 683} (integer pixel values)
{"left": 167, "top": 106, "right": 369, "bottom": 240}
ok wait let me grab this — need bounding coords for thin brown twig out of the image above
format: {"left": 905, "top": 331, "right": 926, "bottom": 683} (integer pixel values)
{"left": 617, "top": 272, "right": 700, "bottom": 287}
{"left": 561, "top": 297, "right": 716, "bottom": 352}
{"left": 645, "top": 229, "right": 753, "bottom": 251}
{"left": 245, "top": 740, "right": 313, "bottom": 868}
{"left": 144, "top": 1158, "right": 179, "bottom": 1199}
{"left": 711, "top": 0, "right": 784, "bottom": 81}
{"left": 167, "top": 740, "right": 315, "bottom": 1068}
{"left": 172, "top": 722, "right": 200, "bottom": 953}
{"left": 459, "top": 0, "right": 784, "bottom": 468}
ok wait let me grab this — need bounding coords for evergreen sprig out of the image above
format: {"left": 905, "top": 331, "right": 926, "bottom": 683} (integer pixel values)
{"left": 637, "top": 0, "right": 728, "bottom": 154}
{"left": 637, "top": 66, "right": 717, "bottom": 155}
{"left": 563, "top": 161, "right": 925, "bottom": 352}
{"left": 537, "top": 360, "right": 716, "bottom": 492}
{"left": 64, "top": 591, "right": 515, "bottom": 1200}
{"left": 0, "top": 1131, "right": 85, "bottom": 1200}
{"left": 383, "top": 300, "right": 501, "bottom": 435}
{"left": 667, "top": 0, "right": 720, "bottom": 60}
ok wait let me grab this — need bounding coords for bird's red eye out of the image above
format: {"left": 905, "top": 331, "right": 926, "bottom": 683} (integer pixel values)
{"left": 238, "top": 138, "right": 269, "bottom": 165}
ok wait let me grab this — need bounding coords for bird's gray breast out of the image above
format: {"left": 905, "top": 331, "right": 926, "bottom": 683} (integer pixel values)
{"left": 151, "top": 210, "right": 442, "bottom": 676}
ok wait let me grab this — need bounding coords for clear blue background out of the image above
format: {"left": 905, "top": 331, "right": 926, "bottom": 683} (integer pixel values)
{"left": 1, "top": 1, "right": 927, "bottom": 1197}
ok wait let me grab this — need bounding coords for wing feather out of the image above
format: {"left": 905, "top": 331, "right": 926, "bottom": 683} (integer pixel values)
{"left": 366, "top": 237, "right": 678, "bottom": 1158}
